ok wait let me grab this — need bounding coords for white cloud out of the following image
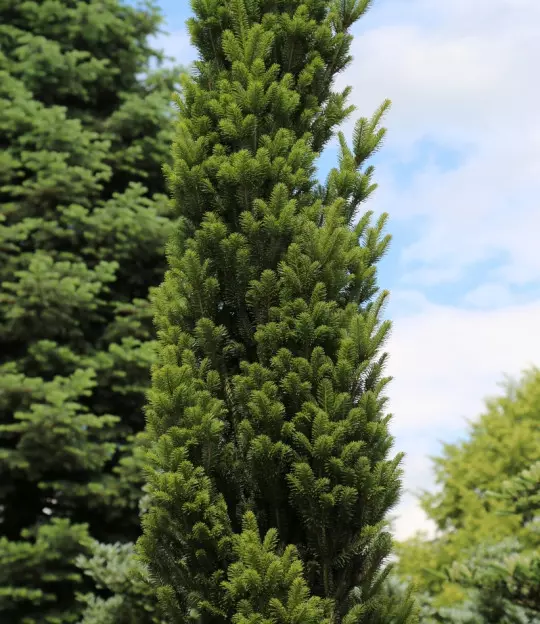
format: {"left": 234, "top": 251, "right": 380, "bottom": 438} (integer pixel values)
{"left": 463, "top": 283, "right": 514, "bottom": 308}
{"left": 347, "top": 0, "right": 540, "bottom": 144}
{"left": 387, "top": 292, "right": 540, "bottom": 434}
{"left": 392, "top": 496, "right": 436, "bottom": 542}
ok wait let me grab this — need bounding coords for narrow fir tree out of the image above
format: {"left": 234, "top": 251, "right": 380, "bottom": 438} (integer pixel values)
{"left": 0, "top": 0, "right": 182, "bottom": 621}
{"left": 139, "top": 0, "right": 412, "bottom": 622}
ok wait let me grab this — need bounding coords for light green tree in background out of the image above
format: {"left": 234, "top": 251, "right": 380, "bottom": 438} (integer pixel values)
{"left": 397, "top": 368, "right": 540, "bottom": 623}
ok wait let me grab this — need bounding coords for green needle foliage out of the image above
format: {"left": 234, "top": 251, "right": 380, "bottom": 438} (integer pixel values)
{"left": 139, "top": 1, "right": 414, "bottom": 622}
{"left": 223, "top": 511, "right": 334, "bottom": 624}
{"left": 0, "top": 0, "right": 183, "bottom": 621}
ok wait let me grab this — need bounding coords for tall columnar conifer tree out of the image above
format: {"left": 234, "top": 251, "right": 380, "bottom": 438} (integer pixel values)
{"left": 139, "top": 0, "right": 415, "bottom": 622}
{"left": 0, "top": 0, "right": 182, "bottom": 621}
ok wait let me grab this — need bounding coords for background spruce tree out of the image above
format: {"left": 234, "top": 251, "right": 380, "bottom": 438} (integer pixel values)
{"left": 0, "top": 0, "right": 183, "bottom": 621}
{"left": 139, "top": 1, "right": 416, "bottom": 622}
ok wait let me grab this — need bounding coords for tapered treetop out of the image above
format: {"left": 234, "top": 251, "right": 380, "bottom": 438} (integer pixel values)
{"left": 139, "top": 1, "right": 414, "bottom": 622}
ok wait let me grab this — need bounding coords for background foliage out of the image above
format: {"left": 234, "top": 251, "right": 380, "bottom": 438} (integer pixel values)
{"left": 397, "top": 368, "right": 540, "bottom": 623}
{"left": 0, "top": 0, "right": 183, "bottom": 621}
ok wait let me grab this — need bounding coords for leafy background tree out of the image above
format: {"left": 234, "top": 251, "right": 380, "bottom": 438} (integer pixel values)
{"left": 0, "top": 0, "right": 183, "bottom": 621}
{"left": 137, "top": 0, "right": 417, "bottom": 622}
{"left": 396, "top": 367, "right": 540, "bottom": 623}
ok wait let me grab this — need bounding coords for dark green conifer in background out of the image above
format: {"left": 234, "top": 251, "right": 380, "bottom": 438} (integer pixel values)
{"left": 139, "top": 1, "right": 416, "bottom": 622}
{"left": 0, "top": 0, "right": 182, "bottom": 621}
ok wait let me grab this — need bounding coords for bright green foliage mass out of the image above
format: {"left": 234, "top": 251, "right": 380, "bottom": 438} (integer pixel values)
{"left": 396, "top": 368, "right": 540, "bottom": 623}
{"left": 423, "top": 369, "right": 540, "bottom": 535}
{"left": 222, "top": 511, "right": 334, "bottom": 624}
{"left": 437, "top": 461, "right": 540, "bottom": 623}
{"left": 0, "top": 0, "right": 182, "bottom": 621}
{"left": 138, "top": 1, "right": 415, "bottom": 622}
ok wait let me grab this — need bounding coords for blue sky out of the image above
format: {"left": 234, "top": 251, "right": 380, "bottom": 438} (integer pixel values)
{"left": 142, "top": 0, "right": 540, "bottom": 538}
